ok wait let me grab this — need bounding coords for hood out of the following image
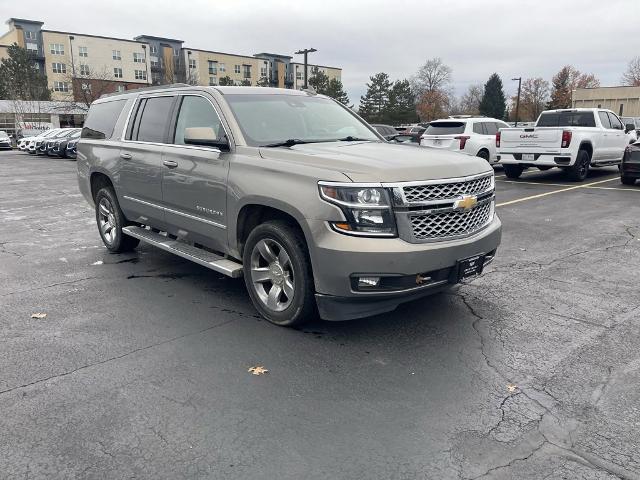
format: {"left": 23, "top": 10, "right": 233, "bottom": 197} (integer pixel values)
{"left": 259, "top": 141, "right": 491, "bottom": 183}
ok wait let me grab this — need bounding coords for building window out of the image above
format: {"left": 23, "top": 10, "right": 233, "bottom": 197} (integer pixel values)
{"left": 113, "top": 67, "right": 123, "bottom": 79}
{"left": 234, "top": 65, "right": 241, "bottom": 74}
{"left": 79, "top": 64, "right": 90, "bottom": 76}
{"left": 50, "top": 43, "right": 64, "bottom": 55}
{"left": 78, "top": 46, "right": 88, "bottom": 57}
{"left": 116, "top": 85, "right": 125, "bottom": 93}
{"left": 151, "top": 71, "right": 161, "bottom": 84}
{"left": 53, "top": 81, "right": 69, "bottom": 92}
{"left": 189, "top": 59, "right": 196, "bottom": 69}
{"left": 243, "top": 65, "right": 251, "bottom": 79}
{"left": 52, "top": 62, "right": 66, "bottom": 74}
{"left": 218, "top": 63, "right": 225, "bottom": 73}
{"left": 25, "top": 31, "right": 36, "bottom": 40}
{"left": 135, "top": 69, "right": 147, "bottom": 81}
{"left": 209, "top": 76, "right": 217, "bottom": 86}
{"left": 150, "top": 45, "right": 157, "bottom": 55}
{"left": 260, "top": 67, "right": 267, "bottom": 77}
{"left": 208, "top": 60, "right": 217, "bottom": 75}
{"left": 26, "top": 42, "right": 38, "bottom": 53}
{"left": 150, "top": 58, "right": 160, "bottom": 68}
{"left": 173, "top": 48, "right": 179, "bottom": 57}
{"left": 296, "top": 71, "right": 302, "bottom": 80}
{"left": 133, "top": 52, "right": 145, "bottom": 63}
{"left": 112, "top": 50, "right": 121, "bottom": 60}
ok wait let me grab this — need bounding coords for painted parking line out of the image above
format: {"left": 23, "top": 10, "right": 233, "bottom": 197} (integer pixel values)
{"left": 496, "top": 178, "right": 639, "bottom": 192}
{"left": 585, "top": 186, "right": 640, "bottom": 192}
{"left": 496, "top": 179, "right": 569, "bottom": 187}
{"left": 496, "top": 177, "right": 619, "bottom": 207}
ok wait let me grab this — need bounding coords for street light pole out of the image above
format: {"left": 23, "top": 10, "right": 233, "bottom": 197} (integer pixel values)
{"left": 512, "top": 77, "right": 522, "bottom": 127}
{"left": 68, "top": 35, "right": 76, "bottom": 77}
{"left": 294, "top": 47, "right": 317, "bottom": 89}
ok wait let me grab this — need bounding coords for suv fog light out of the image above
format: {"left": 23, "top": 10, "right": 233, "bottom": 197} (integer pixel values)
{"left": 358, "top": 276, "right": 381, "bottom": 288}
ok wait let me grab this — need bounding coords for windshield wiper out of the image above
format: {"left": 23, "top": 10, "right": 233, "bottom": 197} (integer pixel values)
{"left": 335, "top": 136, "right": 374, "bottom": 142}
{"left": 260, "top": 139, "right": 313, "bottom": 148}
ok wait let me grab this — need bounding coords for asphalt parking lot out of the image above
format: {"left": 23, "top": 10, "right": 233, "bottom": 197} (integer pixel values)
{"left": 1, "top": 151, "right": 639, "bottom": 479}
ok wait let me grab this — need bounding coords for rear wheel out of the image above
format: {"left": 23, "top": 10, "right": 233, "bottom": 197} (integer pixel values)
{"left": 476, "top": 150, "right": 490, "bottom": 163}
{"left": 243, "top": 221, "right": 316, "bottom": 327}
{"left": 503, "top": 164, "right": 525, "bottom": 179}
{"left": 95, "top": 187, "right": 140, "bottom": 253}
{"left": 566, "top": 149, "right": 590, "bottom": 182}
{"left": 621, "top": 176, "right": 636, "bottom": 186}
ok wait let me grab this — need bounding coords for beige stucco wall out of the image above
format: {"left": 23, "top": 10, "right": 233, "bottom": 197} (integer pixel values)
{"left": 0, "top": 45, "right": 9, "bottom": 61}
{"left": 42, "top": 31, "right": 150, "bottom": 100}
{"left": 187, "top": 50, "right": 263, "bottom": 86}
{"left": 291, "top": 62, "right": 341, "bottom": 90}
{"left": 572, "top": 86, "right": 640, "bottom": 117}
{"left": 0, "top": 27, "right": 24, "bottom": 48}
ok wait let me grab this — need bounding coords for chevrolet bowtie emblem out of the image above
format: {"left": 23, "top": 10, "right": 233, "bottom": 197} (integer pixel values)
{"left": 454, "top": 195, "right": 478, "bottom": 211}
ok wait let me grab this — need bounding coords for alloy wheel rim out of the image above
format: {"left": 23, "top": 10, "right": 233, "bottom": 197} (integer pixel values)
{"left": 98, "top": 198, "right": 117, "bottom": 245}
{"left": 250, "top": 238, "right": 295, "bottom": 312}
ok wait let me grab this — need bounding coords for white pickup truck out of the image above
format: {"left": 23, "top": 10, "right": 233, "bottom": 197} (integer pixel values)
{"left": 497, "top": 108, "right": 631, "bottom": 181}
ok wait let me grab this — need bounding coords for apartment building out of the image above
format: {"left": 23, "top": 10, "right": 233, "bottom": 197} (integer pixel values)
{"left": 0, "top": 17, "right": 343, "bottom": 101}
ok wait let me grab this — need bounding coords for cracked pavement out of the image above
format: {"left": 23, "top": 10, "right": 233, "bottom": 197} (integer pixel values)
{"left": 1, "top": 152, "right": 640, "bottom": 479}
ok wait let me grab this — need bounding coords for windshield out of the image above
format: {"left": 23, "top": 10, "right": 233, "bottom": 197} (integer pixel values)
{"left": 0, "top": 131, "right": 8, "bottom": 139}
{"left": 537, "top": 111, "right": 596, "bottom": 127}
{"left": 224, "top": 94, "right": 380, "bottom": 147}
{"left": 425, "top": 122, "right": 466, "bottom": 135}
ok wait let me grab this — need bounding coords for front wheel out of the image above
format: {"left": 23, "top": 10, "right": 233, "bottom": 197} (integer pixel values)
{"left": 95, "top": 187, "right": 140, "bottom": 253}
{"left": 503, "top": 164, "right": 525, "bottom": 179}
{"left": 243, "top": 221, "right": 316, "bottom": 327}
{"left": 621, "top": 176, "right": 636, "bottom": 186}
{"left": 566, "top": 150, "right": 591, "bottom": 182}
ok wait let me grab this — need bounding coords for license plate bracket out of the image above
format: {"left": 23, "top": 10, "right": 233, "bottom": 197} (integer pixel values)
{"left": 456, "top": 254, "right": 485, "bottom": 282}
{"left": 522, "top": 153, "right": 535, "bottom": 161}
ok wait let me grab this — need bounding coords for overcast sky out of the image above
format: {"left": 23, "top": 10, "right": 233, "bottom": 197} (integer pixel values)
{"left": 2, "top": 0, "right": 636, "bottom": 102}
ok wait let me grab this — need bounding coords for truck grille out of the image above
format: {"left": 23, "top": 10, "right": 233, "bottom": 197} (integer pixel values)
{"left": 410, "top": 201, "right": 492, "bottom": 241}
{"left": 402, "top": 174, "right": 493, "bottom": 203}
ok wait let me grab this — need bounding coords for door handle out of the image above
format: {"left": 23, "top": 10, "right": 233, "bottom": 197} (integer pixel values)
{"left": 120, "top": 152, "right": 132, "bottom": 160}
{"left": 163, "top": 160, "right": 178, "bottom": 168}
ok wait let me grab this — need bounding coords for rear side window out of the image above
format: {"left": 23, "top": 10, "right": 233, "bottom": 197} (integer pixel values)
{"left": 537, "top": 111, "right": 596, "bottom": 128}
{"left": 472, "top": 123, "right": 484, "bottom": 134}
{"left": 598, "top": 112, "right": 611, "bottom": 128}
{"left": 484, "top": 123, "right": 499, "bottom": 136}
{"left": 425, "top": 122, "right": 466, "bottom": 135}
{"left": 131, "top": 96, "right": 175, "bottom": 143}
{"left": 82, "top": 99, "right": 126, "bottom": 140}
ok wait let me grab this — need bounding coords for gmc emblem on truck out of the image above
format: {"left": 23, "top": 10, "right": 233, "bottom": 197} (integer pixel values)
{"left": 520, "top": 134, "right": 538, "bottom": 139}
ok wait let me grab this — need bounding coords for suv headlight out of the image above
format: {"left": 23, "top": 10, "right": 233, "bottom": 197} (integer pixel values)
{"left": 319, "top": 183, "right": 397, "bottom": 237}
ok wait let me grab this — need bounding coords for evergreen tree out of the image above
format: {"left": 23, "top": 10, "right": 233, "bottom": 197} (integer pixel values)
{"left": 358, "top": 72, "right": 392, "bottom": 123}
{"left": 385, "top": 79, "right": 418, "bottom": 125}
{"left": 308, "top": 70, "right": 329, "bottom": 94}
{"left": 325, "top": 78, "right": 350, "bottom": 105}
{"left": 0, "top": 43, "right": 50, "bottom": 101}
{"left": 479, "top": 73, "right": 506, "bottom": 119}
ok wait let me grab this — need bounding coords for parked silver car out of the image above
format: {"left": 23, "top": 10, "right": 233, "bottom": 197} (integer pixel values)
{"left": 78, "top": 85, "right": 501, "bottom": 326}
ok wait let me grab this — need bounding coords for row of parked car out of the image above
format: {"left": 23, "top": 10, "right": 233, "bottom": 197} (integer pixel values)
{"left": 16, "top": 127, "right": 81, "bottom": 159}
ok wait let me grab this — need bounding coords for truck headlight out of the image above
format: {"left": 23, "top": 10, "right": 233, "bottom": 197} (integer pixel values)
{"left": 319, "top": 183, "right": 397, "bottom": 237}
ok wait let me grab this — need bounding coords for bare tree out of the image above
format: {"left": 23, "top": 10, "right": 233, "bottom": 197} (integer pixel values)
{"left": 61, "top": 65, "right": 121, "bottom": 110}
{"left": 520, "top": 77, "right": 550, "bottom": 120}
{"left": 411, "top": 57, "right": 452, "bottom": 98}
{"left": 622, "top": 56, "right": 640, "bottom": 86}
{"left": 459, "top": 84, "right": 483, "bottom": 115}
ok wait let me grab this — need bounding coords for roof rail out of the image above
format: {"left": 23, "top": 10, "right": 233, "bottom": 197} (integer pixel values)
{"left": 99, "top": 83, "right": 191, "bottom": 99}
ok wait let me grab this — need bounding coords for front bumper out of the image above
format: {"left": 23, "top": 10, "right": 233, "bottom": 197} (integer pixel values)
{"left": 498, "top": 152, "right": 573, "bottom": 166}
{"left": 307, "top": 216, "right": 502, "bottom": 320}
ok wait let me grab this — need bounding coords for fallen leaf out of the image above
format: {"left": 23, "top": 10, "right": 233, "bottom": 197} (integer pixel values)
{"left": 92, "top": 260, "right": 103, "bottom": 265}
{"left": 507, "top": 384, "right": 517, "bottom": 393}
{"left": 31, "top": 313, "right": 47, "bottom": 319}
{"left": 248, "top": 366, "right": 268, "bottom": 376}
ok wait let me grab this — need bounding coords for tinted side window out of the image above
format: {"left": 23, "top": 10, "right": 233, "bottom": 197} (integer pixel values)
{"left": 484, "top": 123, "right": 498, "bottom": 136}
{"left": 608, "top": 113, "right": 623, "bottom": 130}
{"left": 174, "top": 96, "right": 223, "bottom": 145}
{"left": 598, "top": 112, "right": 612, "bottom": 129}
{"left": 136, "top": 96, "right": 175, "bottom": 143}
{"left": 472, "top": 123, "right": 484, "bottom": 135}
{"left": 82, "top": 99, "right": 126, "bottom": 140}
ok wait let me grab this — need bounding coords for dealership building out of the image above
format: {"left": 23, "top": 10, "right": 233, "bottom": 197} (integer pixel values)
{"left": 572, "top": 85, "right": 640, "bottom": 117}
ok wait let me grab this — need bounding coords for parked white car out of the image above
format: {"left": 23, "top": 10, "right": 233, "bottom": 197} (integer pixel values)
{"left": 420, "top": 117, "right": 510, "bottom": 164}
{"left": 498, "top": 108, "right": 630, "bottom": 181}
{"left": 25, "top": 129, "right": 62, "bottom": 154}
{"left": 621, "top": 117, "right": 638, "bottom": 143}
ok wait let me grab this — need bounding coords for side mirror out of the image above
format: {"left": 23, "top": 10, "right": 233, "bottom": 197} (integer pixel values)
{"left": 184, "top": 127, "right": 229, "bottom": 150}
{"left": 625, "top": 123, "right": 636, "bottom": 134}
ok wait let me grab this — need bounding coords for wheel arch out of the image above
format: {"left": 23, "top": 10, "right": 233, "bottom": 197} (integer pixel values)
{"left": 90, "top": 170, "right": 115, "bottom": 202}
{"left": 578, "top": 141, "right": 593, "bottom": 159}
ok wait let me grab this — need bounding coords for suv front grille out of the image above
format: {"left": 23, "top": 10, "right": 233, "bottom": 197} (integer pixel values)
{"left": 409, "top": 201, "right": 492, "bottom": 241}
{"left": 401, "top": 175, "right": 493, "bottom": 203}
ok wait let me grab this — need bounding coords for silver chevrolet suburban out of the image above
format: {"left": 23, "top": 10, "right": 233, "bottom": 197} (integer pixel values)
{"left": 77, "top": 85, "right": 501, "bottom": 326}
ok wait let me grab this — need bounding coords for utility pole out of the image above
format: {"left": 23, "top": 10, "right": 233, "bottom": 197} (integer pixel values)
{"left": 512, "top": 77, "right": 522, "bottom": 127}
{"left": 294, "top": 47, "right": 317, "bottom": 89}
{"left": 68, "top": 35, "right": 76, "bottom": 77}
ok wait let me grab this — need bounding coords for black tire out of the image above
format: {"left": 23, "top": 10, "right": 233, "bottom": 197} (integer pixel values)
{"left": 503, "top": 164, "right": 525, "bottom": 179}
{"left": 621, "top": 176, "right": 636, "bottom": 186}
{"left": 537, "top": 166, "right": 552, "bottom": 171}
{"left": 94, "top": 187, "right": 140, "bottom": 253}
{"left": 476, "top": 150, "right": 490, "bottom": 163}
{"left": 242, "top": 221, "right": 316, "bottom": 327}
{"left": 566, "top": 149, "right": 590, "bottom": 182}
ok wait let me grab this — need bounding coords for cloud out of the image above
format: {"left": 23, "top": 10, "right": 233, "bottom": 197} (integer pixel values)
{"left": 6, "top": 0, "right": 635, "bottom": 104}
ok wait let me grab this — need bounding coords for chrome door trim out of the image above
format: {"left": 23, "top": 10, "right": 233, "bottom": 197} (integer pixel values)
{"left": 123, "top": 195, "right": 227, "bottom": 230}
